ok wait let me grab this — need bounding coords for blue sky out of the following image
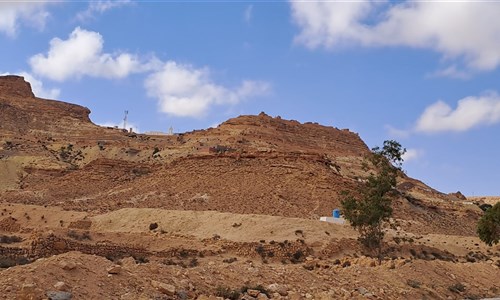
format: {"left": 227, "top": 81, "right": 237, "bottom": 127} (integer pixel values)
{"left": 1, "top": 1, "right": 500, "bottom": 196}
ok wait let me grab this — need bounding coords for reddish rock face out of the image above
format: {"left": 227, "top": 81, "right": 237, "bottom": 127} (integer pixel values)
{"left": 0, "top": 75, "right": 96, "bottom": 135}
{"left": 0, "top": 75, "right": 35, "bottom": 98}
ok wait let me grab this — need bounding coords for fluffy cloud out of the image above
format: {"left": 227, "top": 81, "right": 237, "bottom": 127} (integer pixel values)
{"left": 291, "top": 1, "right": 500, "bottom": 72}
{"left": 1, "top": 71, "right": 60, "bottom": 99}
{"left": 0, "top": 2, "right": 51, "bottom": 36}
{"left": 29, "top": 27, "right": 159, "bottom": 81}
{"left": 402, "top": 148, "right": 422, "bottom": 163}
{"left": 145, "top": 61, "right": 270, "bottom": 118}
{"left": 415, "top": 92, "right": 500, "bottom": 133}
{"left": 76, "top": 0, "right": 132, "bottom": 22}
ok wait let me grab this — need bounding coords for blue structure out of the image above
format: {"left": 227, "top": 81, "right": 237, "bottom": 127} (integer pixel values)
{"left": 332, "top": 209, "right": 341, "bottom": 218}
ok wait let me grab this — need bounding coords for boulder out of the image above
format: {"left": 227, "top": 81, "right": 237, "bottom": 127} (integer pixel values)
{"left": 106, "top": 265, "right": 122, "bottom": 275}
{"left": 46, "top": 291, "right": 73, "bottom": 300}
{"left": 151, "top": 280, "right": 176, "bottom": 296}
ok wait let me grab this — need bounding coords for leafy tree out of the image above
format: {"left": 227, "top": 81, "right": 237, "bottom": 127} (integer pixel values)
{"left": 477, "top": 202, "right": 500, "bottom": 246}
{"left": 341, "top": 140, "right": 406, "bottom": 263}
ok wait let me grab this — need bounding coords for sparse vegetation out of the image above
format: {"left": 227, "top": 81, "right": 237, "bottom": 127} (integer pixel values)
{"left": 3, "top": 141, "right": 15, "bottom": 150}
{"left": 448, "top": 283, "right": 466, "bottom": 293}
{"left": 215, "top": 286, "right": 240, "bottom": 300}
{"left": 152, "top": 147, "right": 161, "bottom": 157}
{"left": 188, "top": 258, "right": 199, "bottom": 267}
{"left": 407, "top": 279, "right": 421, "bottom": 288}
{"left": 341, "top": 140, "right": 405, "bottom": 264}
{"left": 0, "top": 235, "right": 22, "bottom": 244}
{"left": 149, "top": 222, "right": 158, "bottom": 230}
{"left": 133, "top": 255, "right": 149, "bottom": 264}
{"left": 290, "top": 250, "right": 305, "bottom": 264}
{"left": 223, "top": 257, "right": 237, "bottom": 263}
{"left": 0, "top": 256, "right": 31, "bottom": 268}
{"left": 67, "top": 230, "right": 92, "bottom": 241}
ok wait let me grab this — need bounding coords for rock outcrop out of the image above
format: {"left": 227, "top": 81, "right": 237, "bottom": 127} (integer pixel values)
{"left": 0, "top": 75, "right": 96, "bottom": 136}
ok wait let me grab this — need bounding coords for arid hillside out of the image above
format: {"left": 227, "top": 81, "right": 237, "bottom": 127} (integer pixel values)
{"left": 0, "top": 76, "right": 482, "bottom": 235}
{"left": 1, "top": 75, "right": 498, "bottom": 300}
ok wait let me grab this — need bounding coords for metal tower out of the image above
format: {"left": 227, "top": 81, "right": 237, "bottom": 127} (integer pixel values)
{"left": 123, "top": 110, "right": 128, "bottom": 130}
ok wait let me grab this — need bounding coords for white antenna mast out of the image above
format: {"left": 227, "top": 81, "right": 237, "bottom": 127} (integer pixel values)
{"left": 123, "top": 110, "right": 128, "bottom": 130}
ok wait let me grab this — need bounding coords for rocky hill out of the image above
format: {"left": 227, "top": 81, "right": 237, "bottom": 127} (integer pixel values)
{"left": 1, "top": 75, "right": 498, "bottom": 300}
{"left": 0, "top": 75, "right": 483, "bottom": 235}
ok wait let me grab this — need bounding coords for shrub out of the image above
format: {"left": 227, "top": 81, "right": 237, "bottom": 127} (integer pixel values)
{"left": 215, "top": 286, "right": 240, "bottom": 300}
{"left": 407, "top": 279, "right": 421, "bottom": 288}
{"left": 188, "top": 258, "right": 199, "bottom": 267}
{"left": 448, "top": 283, "right": 466, "bottom": 293}
{"left": 0, "top": 235, "right": 22, "bottom": 244}
{"left": 0, "top": 256, "right": 31, "bottom": 268}
{"left": 223, "top": 257, "right": 237, "bottom": 264}
{"left": 133, "top": 255, "right": 149, "bottom": 264}
{"left": 290, "top": 250, "right": 304, "bottom": 264}
{"left": 149, "top": 223, "right": 158, "bottom": 230}
{"left": 67, "top": 230, "right": 91, "bottom": 241}
{"left": 477, "top": 202, "right": 500, "bottom": 246}
{"left": 152, "top": 147, "right": 160, "bottom": 156}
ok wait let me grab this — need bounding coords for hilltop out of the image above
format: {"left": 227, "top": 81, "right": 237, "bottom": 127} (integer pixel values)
{"left": 0, "top": 76, "right": 498, "bottom": 299}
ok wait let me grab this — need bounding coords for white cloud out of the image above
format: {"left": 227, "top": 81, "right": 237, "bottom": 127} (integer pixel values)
{"left": 291, "top": 1, "right": 500, "bottom": 72}
{"left": 0, "top": 2, "right": 51, "bottom": 36}
{"left": 244, "top": 5, "right": 253, "bottom": 24}
{"left": 402, "top": 148, "right": 422, "bottom": 163}
{"left": 1, "top": 71, "right": 60, "bottom": 99}
{"left": 415, "top": 92, "right": 500, "bottom": 133}
{"left": 145, "top": 61, "right": 270, "bottom": 118}
{"left": 385, "top": 125, "right": 410, "bottom": 139}
{"left": 427, "top": 65, "right": 471, "bottom": 80}
{"left": 29, "top": 27, "right": 160, "bottom": 81}
{"left": 76, "top": 0, "right": 132, "bottom": 22}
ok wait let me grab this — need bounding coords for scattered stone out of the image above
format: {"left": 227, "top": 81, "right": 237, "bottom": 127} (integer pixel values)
{"left": 120, "top": 257, "right": 136, "bottom": 269}
{"left": 151, "top": 280, "right": 175, "bottom": 296}
{"left": 357, "top": 287, "right": 370, "bottom": 295}
{"left": 288, "top": 292, "right": 302, "bottom": 300}
{"left": 106, "top": 265, "right": 122, "bottom": 274}
{"left": 196, "top": 296, "right": 221, "bottom": 300}
{"left": 59, "top": 261, "right": 76, "bottom": 271}
{"left": 53, "top": 241, "right": 67, "bottom": 250}
{"left": 46, "top": 291, "right": 73, "bottom": 300}
{"left": 256, "top": 293, "right": 269, "bottom": 300}
{"left": 53, "top": 281, "right": 68, "bottom": 291}
{"left": 267, "top": 283, "right": 288, "bottom": 296}
{"left": 247, "top": 289, "right": 260, "bottom": 297}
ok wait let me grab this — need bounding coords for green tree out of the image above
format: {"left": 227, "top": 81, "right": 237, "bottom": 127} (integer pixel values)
{"left": 341, "top": 140, "right": 406, "bottom": 264}
{"left": 477, "top": 202, "right": 500, "bottom": 246}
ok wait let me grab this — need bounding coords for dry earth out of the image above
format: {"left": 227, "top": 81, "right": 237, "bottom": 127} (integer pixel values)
{"left": 1, "top": 75, "right": 499, "bottom": 299}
